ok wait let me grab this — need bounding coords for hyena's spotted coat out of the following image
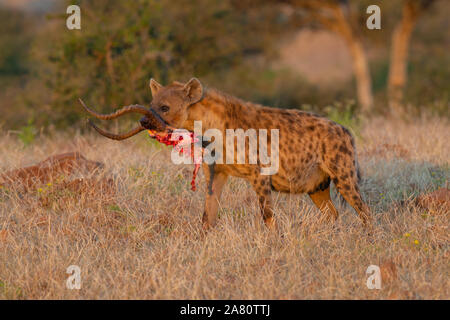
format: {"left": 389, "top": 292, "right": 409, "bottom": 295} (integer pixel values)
{"left": 144, "top": 78, "right": 373, "bottom": 230}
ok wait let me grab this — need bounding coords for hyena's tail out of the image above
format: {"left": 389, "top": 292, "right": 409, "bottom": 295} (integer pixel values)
{"left": 327, "top": 127, "right": 363, "bottom": 205}
{"left": 356, "top": 155, "right": 362, "bottom": 185}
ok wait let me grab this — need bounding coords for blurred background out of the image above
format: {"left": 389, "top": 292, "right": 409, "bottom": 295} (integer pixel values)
{"left": 0, "top": 0, "right": 448, "bottom": 133}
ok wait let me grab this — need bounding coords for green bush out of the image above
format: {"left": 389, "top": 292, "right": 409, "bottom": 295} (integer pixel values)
{"left": 18, "top": 120, "right": 37, "bottom": 147}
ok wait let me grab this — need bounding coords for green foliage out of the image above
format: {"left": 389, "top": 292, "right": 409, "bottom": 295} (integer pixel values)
{"left": 207, "top": 65, "right": 349, "bottom": 112}
{"left": 325, "top": 100, "right": 360, "bottom": 135}
{"left": 29, "top": 0, "right": 279, "bottom": 128}
{"left": 0, "top": 0, "right": 448, "bottom": 130}
{"left": 0, "top": 9, "right": 33, "bottom": 76}
{"left": 0, "top": 279, "right": 23, "bottom": 299}
{"left": 429, "top": 165, "right": 449, "bottom": 189}
{"left": 107, "top": 204, "right": 123, "bottom": 213}
{"left": 18, "top": 119, "right": 37, "bottom": 146}
{"left": 406, "top": 54, "right": 450, "bottom": 115}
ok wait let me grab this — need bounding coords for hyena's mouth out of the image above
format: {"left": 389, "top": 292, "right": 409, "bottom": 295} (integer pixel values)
{"left": 139, "top": 108, "right": 172, "bottom": 132}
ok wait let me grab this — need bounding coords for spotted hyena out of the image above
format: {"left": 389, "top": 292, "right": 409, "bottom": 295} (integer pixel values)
{"left": 83, "top": 78, "right": 373, "bottom": 231}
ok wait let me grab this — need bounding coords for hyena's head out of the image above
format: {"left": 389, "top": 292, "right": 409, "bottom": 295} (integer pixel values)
{"left": 140, "top": 78, "right": 204, "bottom": 131}
{"left": 80, "top": 78, "right": 203, "bottom": 141}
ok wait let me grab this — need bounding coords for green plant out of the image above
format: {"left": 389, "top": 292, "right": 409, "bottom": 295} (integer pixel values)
{"left": 324, "top": 100, "right": 360, "bottom": 136}
{"left": 18, "top": 119, "right": 37, "bottom": 146}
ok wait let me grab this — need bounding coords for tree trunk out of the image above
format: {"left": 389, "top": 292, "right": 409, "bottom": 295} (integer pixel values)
{"left": 289, "top": 1, "right": 376, "bottom": 113}
{"left": 325, "top": 4, "right": 374, "bottom": 114}
{"left": 347, "top": 37, "right": 373, "bottom": 114}
{"left": 388, "top": 1, "right": 421, "bottom": 114}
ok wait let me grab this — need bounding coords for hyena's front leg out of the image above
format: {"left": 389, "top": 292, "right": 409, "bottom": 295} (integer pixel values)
{"left": 202, "top": 163, "right": 228, "bottom": 230}
{"left": 249, "top": 174, "right": 275, "bottom": 229}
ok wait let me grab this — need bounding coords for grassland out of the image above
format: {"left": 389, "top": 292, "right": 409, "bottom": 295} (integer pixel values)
{"left": 0, "top": 115, "right": 448, "bottom": 299}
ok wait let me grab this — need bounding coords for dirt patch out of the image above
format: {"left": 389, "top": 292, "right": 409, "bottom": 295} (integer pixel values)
{"left": 0, "top": 152, "right": 104, "bottom": 190}
{"left": 380, "top": 260, "right": 397, "bottom": 285}
{"left": 415, "top": 188, "right": 450, "bottom": 214}
{"left": 0, "top": 152, "right": 115, "bottom": 209}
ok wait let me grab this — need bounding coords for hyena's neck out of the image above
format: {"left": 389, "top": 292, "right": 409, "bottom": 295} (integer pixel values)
{"left": 184, "top": 88, "right": 259, "bottom": 133}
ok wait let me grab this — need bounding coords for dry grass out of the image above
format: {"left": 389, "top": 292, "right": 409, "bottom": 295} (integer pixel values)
{"left": 0, "top": 116, "right": 448, "bottom": 299}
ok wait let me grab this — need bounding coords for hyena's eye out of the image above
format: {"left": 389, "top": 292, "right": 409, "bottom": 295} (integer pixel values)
{"left": 160, "top": 105, "right": 170, "bottom": 113}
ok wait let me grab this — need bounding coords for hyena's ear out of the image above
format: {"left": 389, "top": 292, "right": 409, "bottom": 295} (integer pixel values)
{"left": 183, "top": 78, "right": 203, "bottom": 104}
{"left": 149, "top": 78, "right": 163, "bottom": 97}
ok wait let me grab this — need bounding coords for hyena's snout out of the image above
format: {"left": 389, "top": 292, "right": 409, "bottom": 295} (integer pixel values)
{"left": 139, "top": 110, "right": 167, "bottom": 132}
{"left": 139, "top": 116, "right": 153, "bottom": 129}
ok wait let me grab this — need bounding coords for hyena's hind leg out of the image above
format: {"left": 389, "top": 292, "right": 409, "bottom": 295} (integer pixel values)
{"left": 322, "top": 138, "right": 373, "bottom": 228}
{"left": 308, "top": 184, "right": 339, "bottom": 223}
